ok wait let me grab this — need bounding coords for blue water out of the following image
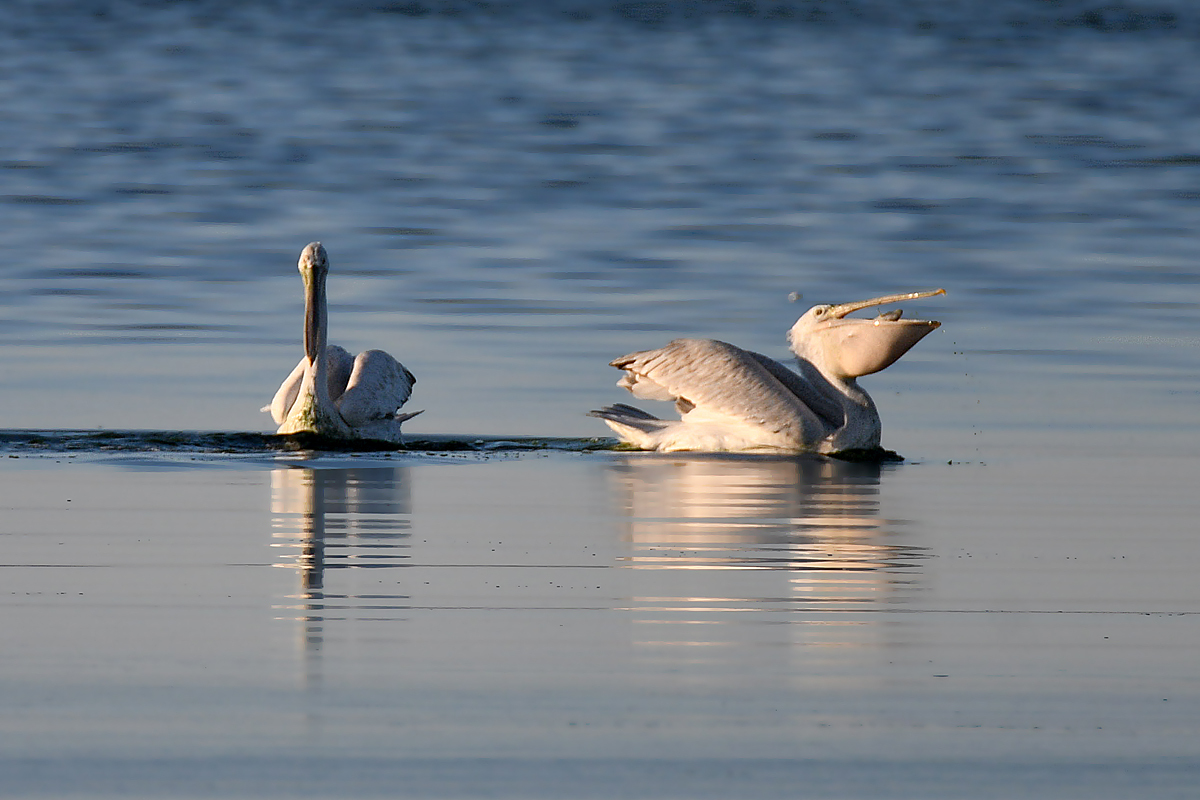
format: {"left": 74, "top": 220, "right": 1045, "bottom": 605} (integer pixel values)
{"left": 1, "top": 0, "right": 1197, "bottom": 455}
{"left": 2, "top": 3, "right": 1200, "bottom": 798}
{"left": 3, "top": 449, "right": 1199, "bottom": 799}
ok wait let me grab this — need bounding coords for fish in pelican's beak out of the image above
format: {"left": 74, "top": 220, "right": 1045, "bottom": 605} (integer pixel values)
{"left": 788, "top": 289, "right": 946, "bottom": 379}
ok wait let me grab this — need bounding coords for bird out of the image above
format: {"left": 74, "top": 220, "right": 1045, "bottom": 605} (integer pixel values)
{"left": 589, "top": 289, "right": 945, "bottom": 455}
{"left": 264, "top": 242, "right": 420, "bottom": 443}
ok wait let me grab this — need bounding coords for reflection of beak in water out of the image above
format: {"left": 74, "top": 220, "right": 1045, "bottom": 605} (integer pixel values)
{"left": 605, "top": 454, "right": 929, "bottom": 653}
{"left": 270, "top": 466, "right": 412, "bottom": 671}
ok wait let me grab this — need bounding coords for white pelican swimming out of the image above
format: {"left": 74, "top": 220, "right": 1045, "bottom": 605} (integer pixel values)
{"left": 264, "top": 242, "right": 420, "bottom": 443}
{"left": 590, "top": 289, "right": 945, "bottom": 455}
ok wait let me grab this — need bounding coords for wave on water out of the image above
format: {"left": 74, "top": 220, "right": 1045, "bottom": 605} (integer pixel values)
{"left": 0, "top": 430, "right": 903, "bottom": 462}
{"left": 5, "top": 0, "right": 1194, "bottom": 36}
{"left": 0, "top": 429, "right": 618, "bottom": 455}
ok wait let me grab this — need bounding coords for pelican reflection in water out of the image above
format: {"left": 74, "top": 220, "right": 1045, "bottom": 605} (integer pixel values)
{"left": 609, "top": 455, "right": 921, "bottom": 576}
{"left": 591, "top": 289, "right": 945, "bottom": 454}
{"left": 265, "top": 242, "right": 420, "bottom": 443}
{"left": 606, "top": 454, "right": 930, "bottom": 652}
{"left": 270, "top": 466, "right": 413, "bottom": 674}
{"left": 270, "top": 466, "right": 413, "bottom": 591}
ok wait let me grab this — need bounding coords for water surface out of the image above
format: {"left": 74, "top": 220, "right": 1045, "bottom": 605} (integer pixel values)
{"left": 3, "top": 449, "right": 1199, "bottom": 798}
{"left": 0, "top": 0, "right": 1197, "bottom": 457}
{"left": 1, "top": 2, "right": 1199, "bottom": 797}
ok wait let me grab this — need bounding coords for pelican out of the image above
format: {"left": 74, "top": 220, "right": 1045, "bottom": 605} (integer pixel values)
{"left": 590, "top": 289, "right": 945, "bottom": 455}
{"left": 264, "top": 242, "right": 420, "bottom": 443}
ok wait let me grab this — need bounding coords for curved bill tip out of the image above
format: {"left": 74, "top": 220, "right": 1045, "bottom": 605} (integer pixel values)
{"left": 888, "top": 288, "right": 946, "bottom": 302}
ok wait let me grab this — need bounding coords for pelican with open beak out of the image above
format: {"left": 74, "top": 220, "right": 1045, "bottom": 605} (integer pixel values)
{"left": 589, "top": 289, "right": 945, "bottom": 455}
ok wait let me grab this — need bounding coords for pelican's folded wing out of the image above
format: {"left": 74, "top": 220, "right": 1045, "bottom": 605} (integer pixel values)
{"left": 743, "top": 350, "right": 845, "bottom": 431}
{"left": 266, "top": 357, "right": 307, "bottom": 425}
{"left": 610, "top": 339, "right": 829, "bottom": 446}
{"left": 336, "top": 349, "right": 417, "bottom": 427}
{"left": 265, "top": 345, "right": 358, "bottom": 425}
{"left": 323, "top": 344, "right": 355, "bottom": 403}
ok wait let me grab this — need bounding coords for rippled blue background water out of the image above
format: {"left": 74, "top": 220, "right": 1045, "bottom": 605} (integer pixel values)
{"left": 2, "top": 0, "right": 1198, "bottom": 456}
{"left": 3, "top": 5, "right": 1200, "bottom": 798}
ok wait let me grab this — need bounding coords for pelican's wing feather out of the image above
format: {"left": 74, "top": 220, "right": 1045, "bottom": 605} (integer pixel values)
{"left": 336, "top": 349, "right": 417, "bottom": 426}
{"left": 266, "top": 357, "right": 307, "bottom": 425}
{"left": 323, "top": 344, "right": 355, "bottom": 402}
{"left": 264, "top": 345, "right": 357, "bottom": 424}
{"left": 743, "top": 350, "right": 845, "bottom": 430}
{"left": 610, "top": 339, "right": 827, "bottom": 441}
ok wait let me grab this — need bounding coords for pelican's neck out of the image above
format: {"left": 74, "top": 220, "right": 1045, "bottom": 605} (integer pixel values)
{"left": 303, "top": 270, "right": 332, "bottom": 406}
{"left": 792, "top": 357, "right": 881, "bottom": 451}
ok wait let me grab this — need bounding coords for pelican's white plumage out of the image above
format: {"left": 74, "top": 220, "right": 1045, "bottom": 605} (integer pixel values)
{"left": 590, "top": 289, "right": 945, "bottom": 454}
{"left": 264, "top": 242, "right": 419, "bottom": 443}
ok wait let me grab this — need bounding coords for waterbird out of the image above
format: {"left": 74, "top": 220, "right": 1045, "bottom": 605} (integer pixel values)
{"left": 590, "top": 289, "right": 945, "bottom": 454}
{"left": 264, "top": 242, "right": 420, "bottom": 443}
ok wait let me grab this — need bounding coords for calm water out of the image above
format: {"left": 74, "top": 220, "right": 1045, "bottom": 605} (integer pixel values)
{"left": 1, "top": 1, "right": 1199, "bottom": 797}
{"left": 3, "top": 450, "right": 1199, "bottom": 798}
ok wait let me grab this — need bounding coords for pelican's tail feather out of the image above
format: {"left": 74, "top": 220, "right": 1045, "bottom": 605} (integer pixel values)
{"left": 588, "top": 403, "right": 670, "bottom": 449}
{"left": 392, "top": 409, "right": 424, "bottom": 424}
{"left": 589, "top": 403, "right": 665, "bottom": 428}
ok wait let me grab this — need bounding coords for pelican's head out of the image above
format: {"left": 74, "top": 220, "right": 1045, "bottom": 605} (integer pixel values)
{"left": 299, "top": 241, "right": 329, "bottom": 280}
{"left": 787, "top": 289, "right": 945, "bottom": 380}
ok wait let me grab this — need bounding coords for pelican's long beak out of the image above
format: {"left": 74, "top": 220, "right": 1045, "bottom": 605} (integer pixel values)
{"left": 813, "top": 288, "right": 945, "bottom": 378}
{"left": 299, "top": 242, "right": 328, "bottom": 364}
{"left": 303, "top": 270, "right": 320, "bottom": 363}
{"left": 826, "top": 288, "right": 946, "bottom": 319}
